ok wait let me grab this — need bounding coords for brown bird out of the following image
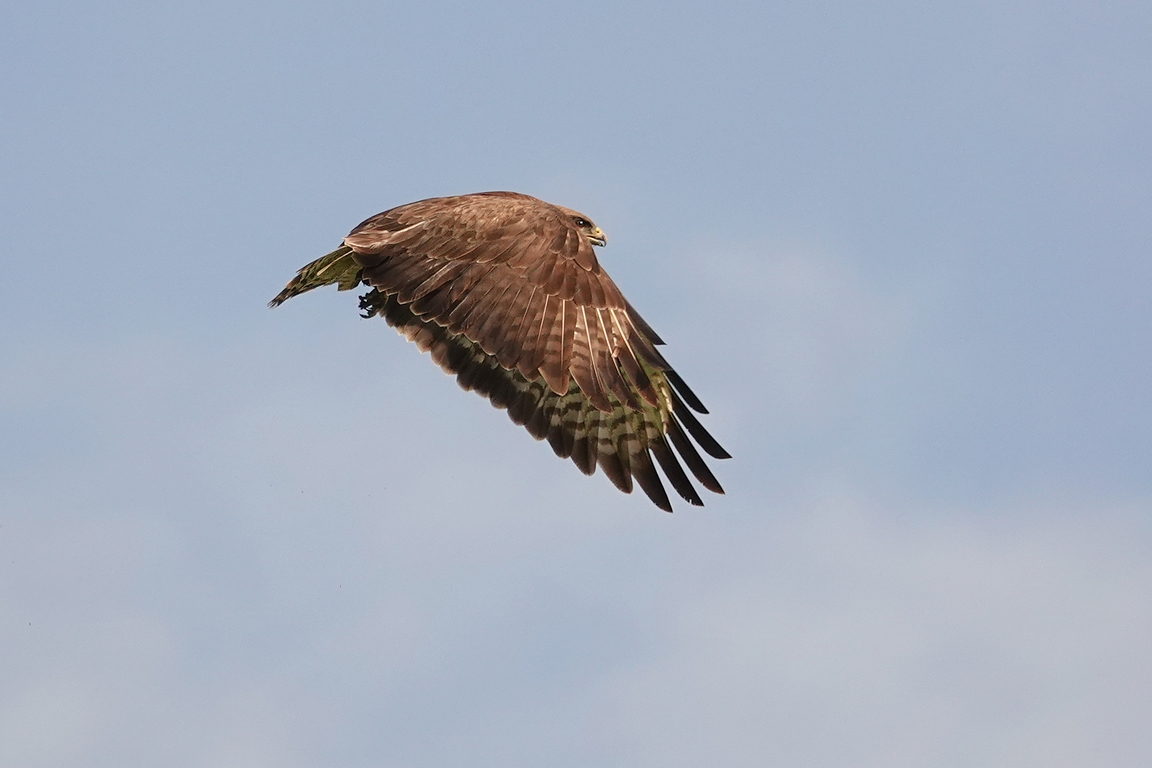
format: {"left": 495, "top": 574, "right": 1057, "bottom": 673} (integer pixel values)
{"left": 271, "top": 191, "right": 728, "bottom": 511}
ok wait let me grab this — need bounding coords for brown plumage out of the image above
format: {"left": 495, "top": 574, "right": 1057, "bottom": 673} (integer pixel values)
{"left": 271, "top": 191, "right": 729, "bottom": 511}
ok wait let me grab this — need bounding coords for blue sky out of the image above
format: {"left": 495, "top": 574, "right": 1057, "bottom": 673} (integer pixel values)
{"left": 2, "top": 1, "right": 1150, "bottom": 765}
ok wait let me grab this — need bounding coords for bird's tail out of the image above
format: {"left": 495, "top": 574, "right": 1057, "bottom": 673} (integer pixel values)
{"left": 269, "top": 246, "right": 364, "bottom": 307}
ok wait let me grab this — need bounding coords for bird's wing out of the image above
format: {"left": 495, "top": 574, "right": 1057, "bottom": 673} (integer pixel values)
{"left": 359, "top": 288, "right": 727, "bottom": 512}
{"left": 274, "top": 192, "right": 728, "bottom": 510}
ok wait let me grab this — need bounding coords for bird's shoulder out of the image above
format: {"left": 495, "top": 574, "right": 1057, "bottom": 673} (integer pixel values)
{"left": 344, "top": 191, "right": 602, "bottom": 277}
{"left": 348, "top": 191, "right": 564, "bottom": 241}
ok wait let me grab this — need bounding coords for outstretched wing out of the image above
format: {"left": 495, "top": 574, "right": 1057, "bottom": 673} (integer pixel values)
{"left": 272, "top": 192, "right": 729, "bottom": 511}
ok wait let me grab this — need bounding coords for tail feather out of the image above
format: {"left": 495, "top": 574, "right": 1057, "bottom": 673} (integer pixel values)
{"left": 269, "top": 246, "right": 363, "bottom": 307}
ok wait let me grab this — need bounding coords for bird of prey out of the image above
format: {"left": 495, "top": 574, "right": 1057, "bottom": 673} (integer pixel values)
{"left": 271, "top": 191, "right": 728, "bottom": 511}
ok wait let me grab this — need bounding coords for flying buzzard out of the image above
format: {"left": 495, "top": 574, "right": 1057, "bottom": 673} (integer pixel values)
{"left": 271, "top": 192, "right": 728, "bottom": 511}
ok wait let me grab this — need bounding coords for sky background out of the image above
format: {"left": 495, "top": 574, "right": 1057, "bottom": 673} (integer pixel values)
{"left": 2, "top": 1, "right": 1150, "bottom": 766}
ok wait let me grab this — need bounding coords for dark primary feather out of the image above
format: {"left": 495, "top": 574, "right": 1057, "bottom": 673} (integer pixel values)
{"left": 271, "top": 191, "right": 728, "bottom": 511}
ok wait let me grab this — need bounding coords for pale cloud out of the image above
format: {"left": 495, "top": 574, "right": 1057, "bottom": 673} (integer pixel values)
{"left": 593, "top": 494, "right": 1152, "bottom": 768}
{"left": 680, "top": 242, "right": 917, "bottom": 419}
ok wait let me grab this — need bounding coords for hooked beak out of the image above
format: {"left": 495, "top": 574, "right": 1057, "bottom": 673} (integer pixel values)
{"left": 589, "top": 227, "right": 607, "bottom": 247}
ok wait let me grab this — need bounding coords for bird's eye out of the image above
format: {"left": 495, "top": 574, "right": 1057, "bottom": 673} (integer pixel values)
{"left": 573, "top": 217, "right": 590, "bottom": 228}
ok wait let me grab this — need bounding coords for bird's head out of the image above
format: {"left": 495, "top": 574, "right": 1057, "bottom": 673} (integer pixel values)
{"left": 562, "top": 209, "right": 607, "bottom": 246}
